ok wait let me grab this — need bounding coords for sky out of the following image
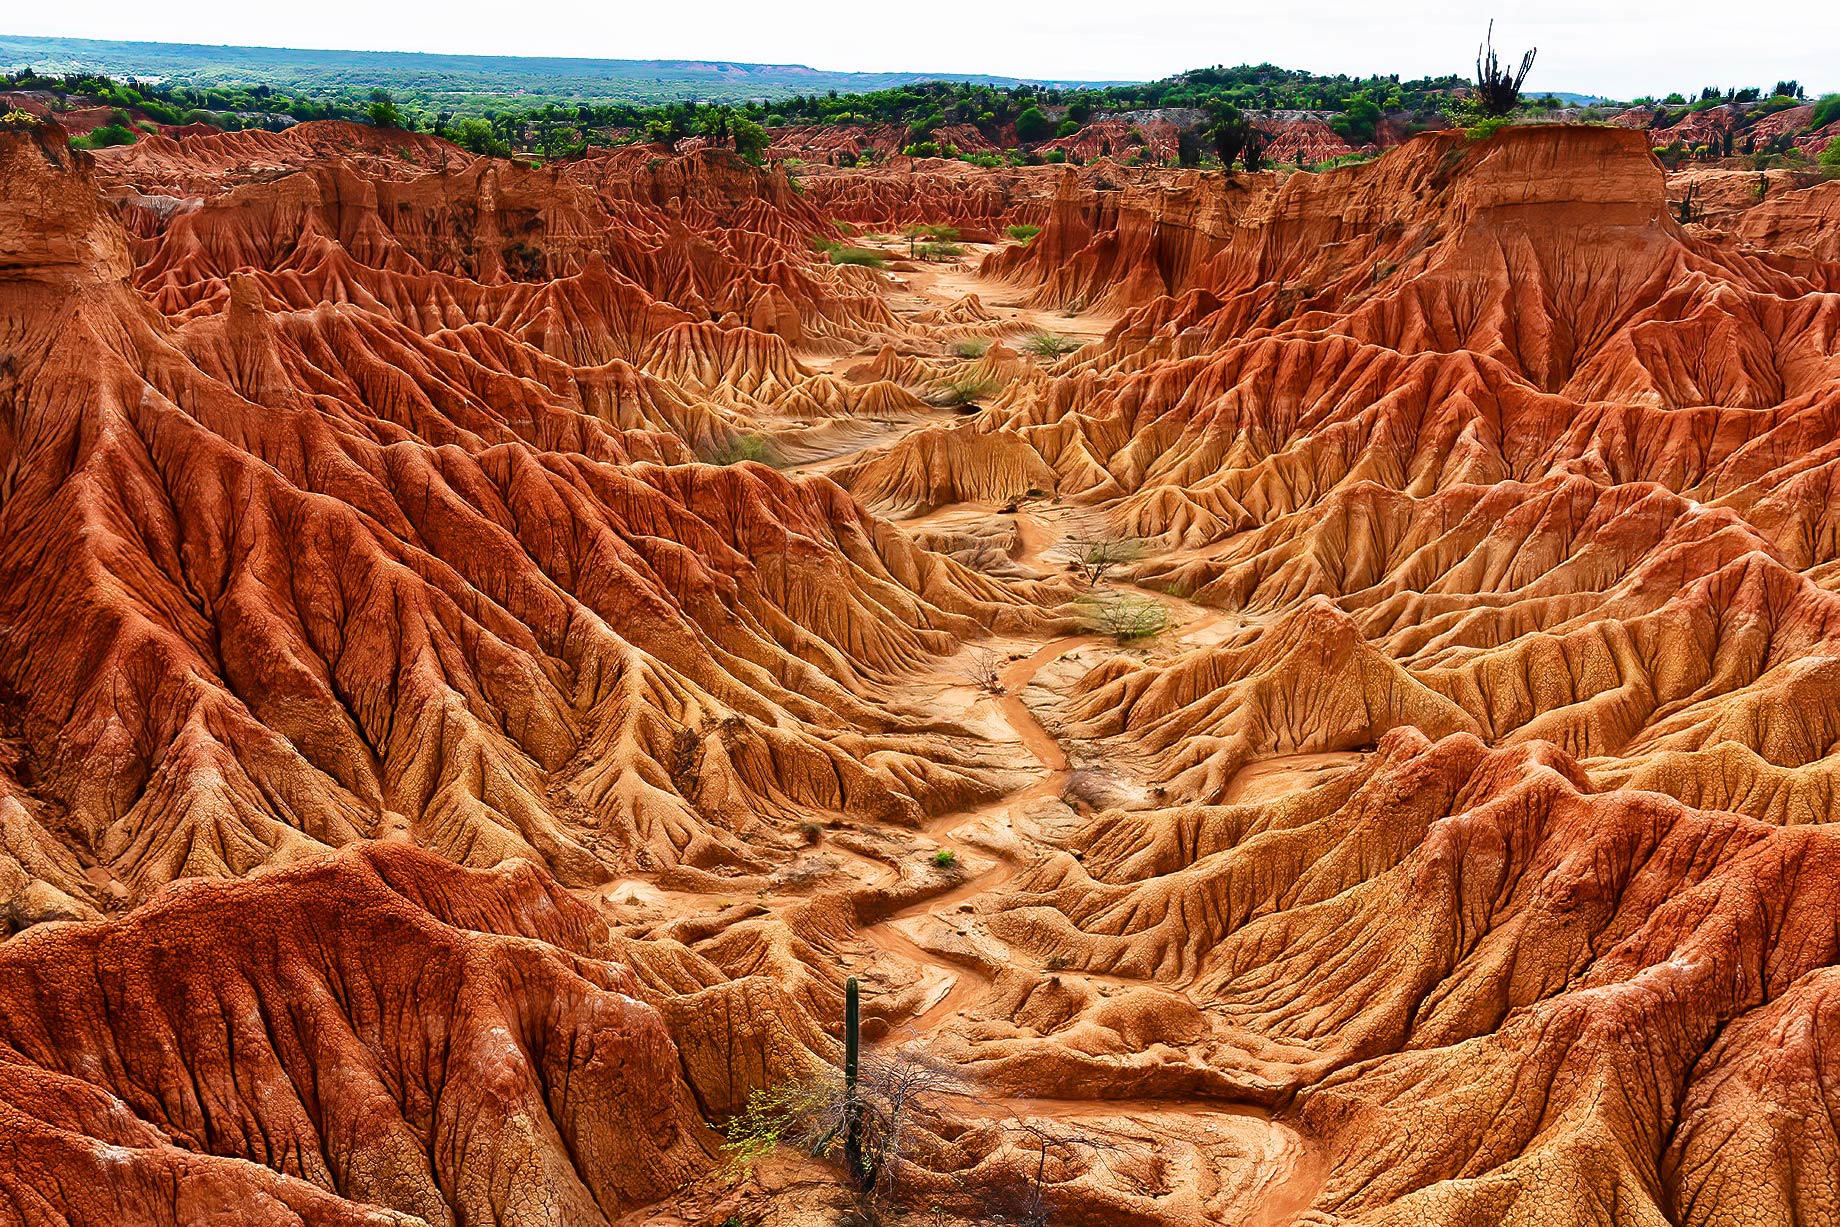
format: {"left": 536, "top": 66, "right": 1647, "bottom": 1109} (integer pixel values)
{"left": 15, "top": 0, "right": 1838, "bottom": 98}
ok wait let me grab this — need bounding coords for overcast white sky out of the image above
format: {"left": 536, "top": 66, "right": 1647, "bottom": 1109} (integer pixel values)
{"left": 15, "top": 0, "right": 1838, "bottom": 97}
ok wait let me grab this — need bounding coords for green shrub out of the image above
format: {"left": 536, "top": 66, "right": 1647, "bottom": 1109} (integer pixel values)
{"left": 1021, "top": 331, "right": 1079, "bottom": 359}
{"left": 1006, "top": 223, "right": 1042, "bottom": 242}
{"left": 366, "top": 90, "right": 401, "bottom": 129}
{"left": 1465, "top": 115, "right": 1514, "bottom": 141}
{"left": 72, "top": 122, "right": 137, "bottom": 149}
{"left": 931, "top": 849, "right": 958, "bottom": 869}
{"left": 826, "top": 245, "right": 887, "bottom": 268}
{"left": 451, "top": 117, "right": 509, "bottom": 157}
{"left": 1815, "top": 95, "right": 1840, "bottom": 131}
{"left": 1079, "top": 594, "right": 1171, "bottom": 641}
{"left": 704, "top": 434, "right": 780, "bottom": 465}
{"left": 934, "top": 375, "right": 996, "bottom": 406}
{"left": 951, "top": 337, "right": 992, "bottom": 358}
{"left": 915, "top": 241, "right": 964, "bottom": 261}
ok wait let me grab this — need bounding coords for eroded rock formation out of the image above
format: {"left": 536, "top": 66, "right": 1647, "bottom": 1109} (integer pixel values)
{"left": 2, "top": 113, "right": 1839, "bottom": 1227}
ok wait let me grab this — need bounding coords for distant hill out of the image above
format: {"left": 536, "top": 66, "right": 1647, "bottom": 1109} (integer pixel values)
{"left": 0, "top": 35, "right": 1125, "bottom": 105}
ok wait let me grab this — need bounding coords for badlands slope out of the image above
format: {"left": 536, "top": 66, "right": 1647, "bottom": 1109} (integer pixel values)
{"left": 0, "top": 116, "right": 1837, "bottom": 1227}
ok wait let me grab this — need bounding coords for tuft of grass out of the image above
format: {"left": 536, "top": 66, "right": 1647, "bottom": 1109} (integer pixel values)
{"left": 1021, "top": 330, "right": 1080, "bottom": 359}
{"left": 1006, "top": 223, "right": 1042, "bottom": 243}
{"left": 951, "top": 337, "right": 993, "bottom": 359}
{"left": 932, "top": 849, "right": 958, "bottom": 869}
{"left": 1303, "top": 151, "right": 1381, "bottom": 174}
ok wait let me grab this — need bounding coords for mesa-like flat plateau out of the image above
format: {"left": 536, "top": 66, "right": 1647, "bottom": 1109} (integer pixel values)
{"left": 2, "top": 111, "right": 1839, "bottom": 1227}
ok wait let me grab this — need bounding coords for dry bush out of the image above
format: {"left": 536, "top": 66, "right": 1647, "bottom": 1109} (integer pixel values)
{"left": 723, "top": 1047, "right": 971, "bottom": 1216}
{"left": 1078, "top": 594, "right": 1170, "bottom": 641}
{"left": 968, "top": 647, "right": 1007, "bottom": 694}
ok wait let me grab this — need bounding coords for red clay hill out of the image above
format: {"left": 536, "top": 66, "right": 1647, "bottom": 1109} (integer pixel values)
{"left": 0, "top": 113, "right": 1836, "bottom": 1227}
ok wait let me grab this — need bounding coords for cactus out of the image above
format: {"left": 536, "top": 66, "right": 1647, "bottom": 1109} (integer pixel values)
{"left": 842, "top": 975, "right": 867, "bottom": 1187}
{"left": 844, "top": 976, "right": 860, "bottom": 1092}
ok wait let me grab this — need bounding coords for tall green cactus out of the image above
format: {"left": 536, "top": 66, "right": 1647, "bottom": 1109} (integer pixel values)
{"left": 842, "top": 975, "right": 868, "bottom": 1188}
{"left": 843, "top": 976, "right": 860, "bottom": 1092}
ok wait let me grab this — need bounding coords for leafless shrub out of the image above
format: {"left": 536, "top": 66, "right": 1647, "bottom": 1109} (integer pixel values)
{"left": 981, "top": 1115, "right": 1133, "bottom": 1227}
{"left": 968, "top": 647, "right": 1007, "bottom": 694}
{"left": 723, "top": 1046, "right": 972, "bottom": 1217}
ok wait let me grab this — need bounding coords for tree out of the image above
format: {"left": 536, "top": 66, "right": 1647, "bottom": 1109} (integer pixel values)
{"left": 1067, "top": 537, "right": 1142, "bottom": 586}
{"left": 1242, "top": 125, "right": 1267, "bottom": 172}
{"left": 1473, "top": 21, "right": 1536, "bottom": 118}
{"left": 1333, "top": 93, "right": 1383, "bottom": 146}
{"left": 731, "top": 115, "right": 769, "bottom": 164}
{"left": 1014, "top": 106, "right": 1054, "bottom": 143}
{"left": 1204, "top": 101, "right": 1254, "bottom": 168}
{"left": 367, "top": 89, "right": 400, "bottom": 130}
{"left": 968, "top": 647, "right": 1006, "bottom": 694}
{"left": 451, "top": 117, "right": 509, "bottom": 157}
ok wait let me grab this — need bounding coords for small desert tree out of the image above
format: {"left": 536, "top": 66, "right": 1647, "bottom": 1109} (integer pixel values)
{"left": 1066, "top": 538, "right": 1142, "bottom": 586}
{"left": 732, "top": 115, "right": 770, "bottom": 164}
